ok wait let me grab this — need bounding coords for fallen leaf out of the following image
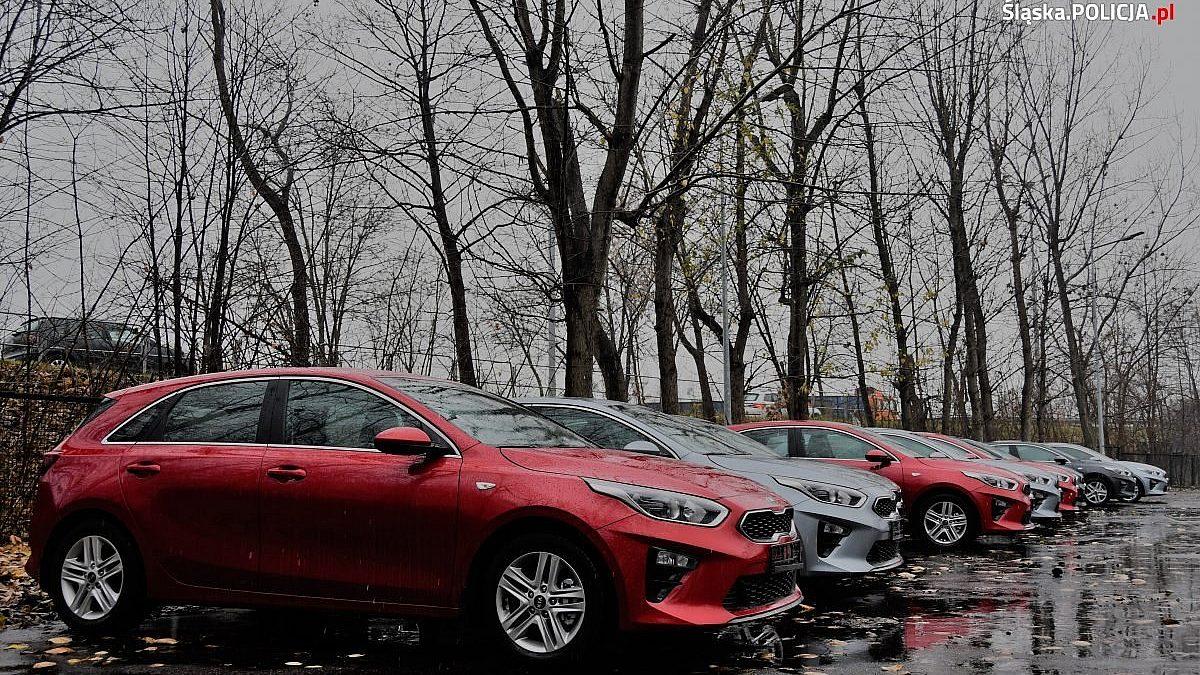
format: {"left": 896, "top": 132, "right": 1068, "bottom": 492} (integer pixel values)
{"left": 48, "top": 637, "right": 71, "bottom": 646}
{"left": 32, "top": 663, "right": 56, "bottom": 670}
{"left": 44, "top": 647, "right": 73, "bottom": 655}
{"left": 5, "top": 644, "right": 29, "bottom": 650}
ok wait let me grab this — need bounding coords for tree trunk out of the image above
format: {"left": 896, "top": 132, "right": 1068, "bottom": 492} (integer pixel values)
{"left": 209, "top": 0, "right": 310, "bottom": 365}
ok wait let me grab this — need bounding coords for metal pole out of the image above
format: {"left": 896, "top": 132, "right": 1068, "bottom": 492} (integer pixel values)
{"left": 1089, "top": 256, "right": 1105, "bottom": 453}
{"left": 548, "top": 228, "right": 558, "bottom": 396}
{"left": 720, "top": 194, "right": 732, "bottom": 423}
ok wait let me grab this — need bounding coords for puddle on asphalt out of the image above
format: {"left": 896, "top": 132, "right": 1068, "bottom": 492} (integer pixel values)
{"left": 4, "top": 499, "right": 1200, "bottom": 673}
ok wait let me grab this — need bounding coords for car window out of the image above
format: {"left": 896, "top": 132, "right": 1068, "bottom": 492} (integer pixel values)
{"left": 1012, "top": 443, "right": 1061, "bottom": 461}
{"left": 534, "top": 406, "right": 660, "bottom": 453}
{"left": 379, "top": 378, "right": 592, "bottom": 448}
{"left": 883, "top": 433, "right": 972, "bottom": 460}
{"left": 1048, "top": 443, "right": 1101, "bottom": 461}
{"left": 161, "top": 381, "right": 269, "bottom": 443}
{"left": 741, "top": 428, "right": 789, "bottom": 458}
{"left": 797, "top": 429, "right": 876, "bottom": 459}
{"left": 283, "top": 380, "right": 429, "bottom": 450}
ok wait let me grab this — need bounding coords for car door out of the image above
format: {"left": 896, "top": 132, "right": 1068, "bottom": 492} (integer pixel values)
{"left": 258, "top": 378, "right": 461, "bottom": 607}
{"left": 796, "top": 427, "right": 907, "bottom": 488}
{"left": 117, "top": 379, "right": 269, "bottom": 591}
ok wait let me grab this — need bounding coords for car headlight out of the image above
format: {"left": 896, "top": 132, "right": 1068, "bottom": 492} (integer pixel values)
{"left": 584, "top": 478, "right": 728, "bottom": 526}
{"left": 962, "top": 471, "right": 1019, "bottom": 491}
{"left": 774, "top": 476, "right": 866, "bottom": 507}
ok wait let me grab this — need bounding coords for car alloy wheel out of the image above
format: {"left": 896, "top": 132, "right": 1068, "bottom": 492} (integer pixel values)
{"left": 60, "top": 535, "right": 124, "bottom": 621}
{"left": 1082, "top": 479, "right": 1109, "bottom": 505}
{"left": 494, "top": 551, "right": 587, "bottom": 655}
{"left": 922, "top": 499, "right": 969, "bottom": 545}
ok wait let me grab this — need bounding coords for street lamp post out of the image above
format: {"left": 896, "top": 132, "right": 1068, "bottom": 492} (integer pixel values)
{"left": 1087, "top": 229, "right": 1143, "bottom": 453}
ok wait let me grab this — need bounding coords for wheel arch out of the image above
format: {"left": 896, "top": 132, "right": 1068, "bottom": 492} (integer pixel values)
{"left": 911, "top": 483, "right": 982, "bottom": 531}
{"left": 460, "top": 513, "right": 621, "bottom": 620}
{"left": 41, "top": 507, "right": 142, "bottom": 582}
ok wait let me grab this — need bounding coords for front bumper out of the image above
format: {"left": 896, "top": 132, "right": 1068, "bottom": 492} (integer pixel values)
{"left": 1115, "top": 476, "right": 1140, "bottom": 499}
{"left": 1057, "top": 482, "right": 1080, "bottom": 512}
{"left": 1029, "top": 486, "right": 1062, "bottom": 522}
{"left": 1136, "top": 474, "right": 1170, "bottom": 496}
{"left": 792, "top": 500, "right": 904, "bottom": 576}
{"left": 597, "top": 508, "right": 803, "bottom": 629}
{"left": 973, "top": 488, "right": 1035, "bottom": 534}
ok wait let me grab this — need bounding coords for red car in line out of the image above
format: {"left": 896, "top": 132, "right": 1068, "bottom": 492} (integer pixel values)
{"left": 920, "top": 433, "right": 1081, "bottom": 514}
{"left": 728, "top": 421, "right": 1034, "bottom": 549}
{"left": 26, "top": 369, "right": 803, "bottom": 662}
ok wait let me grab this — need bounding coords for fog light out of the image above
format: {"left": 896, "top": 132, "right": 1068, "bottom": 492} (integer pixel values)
{"left": 646, "top": 547, "right": 699, "bottom": 603}
{"left": 654, "top": 549, "right": 698, "bottom": 569}
{"left": 817, "top": 521, "right": 850, "bottom": 558}
{"left": 991, "top": 498, "right": 1011, "bottom": 522}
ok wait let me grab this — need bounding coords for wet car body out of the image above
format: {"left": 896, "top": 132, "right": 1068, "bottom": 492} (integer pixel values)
{"left": 520, "top": 398, "right": 904, "bottom": 576}
{"left": 1046, "top": 442, "right": 1169, "bottom": 500}
{"left": 925, "top": 433, "right": 1082, "bottom": 515}
{"left": 729, "top": 421, "right": 1034, "bottom": 549}
{"left": 993, "top": 440, "right": 1138, "bottom": 505}
{"left": 27, "top": 368, "right": 803, "bottom": 662}
{"left": 873, "top": 430, "right": 1062, "bottom": 524}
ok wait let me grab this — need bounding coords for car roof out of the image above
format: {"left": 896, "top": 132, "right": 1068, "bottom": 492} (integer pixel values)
{"left": 104, "top": 367, "right": 445, "bottom": 399}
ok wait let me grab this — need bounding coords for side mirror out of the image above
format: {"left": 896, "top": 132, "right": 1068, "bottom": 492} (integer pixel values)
{"left": 865, "top": 449, "right": 893, "bottom": 466}
{"left": 1054, "top": 457, "right": 1068, "bottom": 465}
{"left": 374, "top": 426, "right": 436, "bottom": 456}
{"left": 623, "top": 440, "right": 662, "bottom": 455}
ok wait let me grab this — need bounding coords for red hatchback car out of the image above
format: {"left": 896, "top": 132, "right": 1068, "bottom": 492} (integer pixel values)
{"left": 728, "top": 421, "right": 1034, "bottom": 549}
{"left": 27, "top": 369, "right": 803, "bottom": 662}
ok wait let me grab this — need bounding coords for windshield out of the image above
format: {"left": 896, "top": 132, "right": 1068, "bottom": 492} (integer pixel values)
{"left": 920, "top": 436, "right": 980, "bottom": 460}
{"left": 379, "top": 378, "right": 593, "bottom": 449}
{"left": 1049, "top": 443, "right": 1102, "bottom": 461}
{"left": 878, "top": 432, "right": 970, "bottom": 459}
{"left": 958, "top": 438, "right": 1008, "bottom": 460}
{"left": 614, "top": 404, "right": 778, "bottom": 457}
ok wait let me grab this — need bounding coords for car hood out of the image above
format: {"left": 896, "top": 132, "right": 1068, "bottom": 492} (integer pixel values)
{"left": 973, "top": 458, "right": 1058, "bottom": 483}
{"left": 499, "top": 447, "right": 782, "bottom": 502}
{"left": 706, "top": 455, "right": 899, "bottom": 495}
{"left": 1121, "top": 461, "right": 1164, "bottom": 476}
{"left": 913, "top": 456, "right": 1022, "bottom": 480}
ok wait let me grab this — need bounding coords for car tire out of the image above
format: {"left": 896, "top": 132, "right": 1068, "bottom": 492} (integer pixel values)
{"left": 478, "top": 533, "right": 607, "bottom": 663}
{"left": 1081, "top": 475, "right": 1114, "bottom": 506}
{"left": 46, "top": 518, "right": 147, "bottom": 634}
{"left": 1123, "top": 481, "right": 1145, "bottom": 503}
{"left": 915, "top": 493, "right": 977, "bottom": 550}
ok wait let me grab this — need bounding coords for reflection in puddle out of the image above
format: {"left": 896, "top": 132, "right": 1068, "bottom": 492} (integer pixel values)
{"left": 4, "top": 498, "right": 1200, "bottom": 673}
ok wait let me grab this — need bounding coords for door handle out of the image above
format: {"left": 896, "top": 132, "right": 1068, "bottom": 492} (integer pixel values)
{"left": 266, "top": 466, "right": 307, "bottom": 482}
{"left": 125, "top": 461, "right": 161, "bottom": 477}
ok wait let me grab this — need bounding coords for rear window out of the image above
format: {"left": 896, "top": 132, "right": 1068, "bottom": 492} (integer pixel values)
{"left": 75, "top": 397, "right": 116, "bottom": 431}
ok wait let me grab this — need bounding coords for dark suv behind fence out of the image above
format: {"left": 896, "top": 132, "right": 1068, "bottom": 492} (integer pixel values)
{"left": 3, "top": 317, "right": 174, "bottom": 373}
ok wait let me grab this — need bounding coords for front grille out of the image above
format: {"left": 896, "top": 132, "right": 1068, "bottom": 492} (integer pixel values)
{"left": 873, "top": 495, "right": 899, "bottom": 518}
{"left": 866, "top": 539, "right": 900, "bottom": 565}
{"left": 722, "top": 571, "right": 797, "bottom": 611}
{"left": 739, "top": 508, "right": 793, "bottom": 542}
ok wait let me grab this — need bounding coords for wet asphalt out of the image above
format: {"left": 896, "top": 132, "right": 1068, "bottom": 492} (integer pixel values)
{"left": 3, "top": 492, "right": 1200, "bottom": 674}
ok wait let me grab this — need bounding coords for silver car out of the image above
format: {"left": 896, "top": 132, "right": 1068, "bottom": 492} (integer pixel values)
{"left": 520, "top": 398, "right": 905, "bottom": 576}
{"left": 1047, "top": 442, "right": 1168, "bottom": 502}
{"left": 872, "top": 429, "right": 1063, "bottom": 524}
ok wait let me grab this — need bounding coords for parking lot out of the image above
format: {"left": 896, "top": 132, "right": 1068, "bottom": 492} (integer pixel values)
{"left": 1, "top": 492, "right": 1197, "bottom": 674}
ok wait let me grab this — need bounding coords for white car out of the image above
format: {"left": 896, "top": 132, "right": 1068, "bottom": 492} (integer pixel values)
{"left": 744, "top": 391, "right": 780, "bottom": 419}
